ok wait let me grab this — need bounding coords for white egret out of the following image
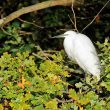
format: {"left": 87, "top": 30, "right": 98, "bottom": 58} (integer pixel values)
{"left": 52, "top": 31, "right": 101, "bottom": 80}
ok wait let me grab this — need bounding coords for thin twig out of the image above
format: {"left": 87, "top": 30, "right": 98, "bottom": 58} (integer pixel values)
{"left": 81, "top": 0, "right": 110, "bottom": 32}
{"left": 1, "top": 26, "right": 14, "bottom": 36}
{"left": 71, "top": 0, "right": 78, "bottom": 32}
{"left": 68, "top": 15, "right": 75, "bottom": 29}
{"left": 32, "top": 52, "right": 46, "bottom": 60}
{"left": 17, "top": 18, "right": 44, "bottom": 29}
{"left": 1, "top": 26, "right": 32, "bottom": 36}
{"left": 35, "top": 45, "right": 51, "bottom": 61}
{"left": 56, "top": 98, "right": 73, "bottom": 103}
{"left": 19, "top": 30, "right": 32, "bottom": 35}
{"left": 43, "top": 50, "right": 59, "bottom": 53}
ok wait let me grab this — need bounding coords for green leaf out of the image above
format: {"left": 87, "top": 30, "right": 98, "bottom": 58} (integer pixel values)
{"left": 34, "top": 105, "right": 45, "bottom": 110}
{"left": 12, "top": 21, "right": 20, "bottom": 29}
{"left": 69, "top": 89, "right": 78, "bottom": 100}
{"left": 45, "top": 99, "right": 58, "bottom": 109}
{"left": 75, "top": 82, "right": 83, "bottom": 88}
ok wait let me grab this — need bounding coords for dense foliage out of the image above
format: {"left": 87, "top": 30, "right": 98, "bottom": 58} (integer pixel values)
{"left": 0, "top": 40, "right": 110, "bottom": 110}
{"left": 0, "top": 0, "right": 110, "bottom": 109}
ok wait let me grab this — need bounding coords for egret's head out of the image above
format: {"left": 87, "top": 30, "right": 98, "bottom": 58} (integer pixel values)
{"left": 64, "top": 31, "right": 77, "bottom": 37}
{"left": 52, "top": 30, "right": 77, "bottom": 38}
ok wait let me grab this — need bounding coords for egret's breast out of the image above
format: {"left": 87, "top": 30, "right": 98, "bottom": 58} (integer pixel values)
{"left": 63, "top": 37, "right": 76, "bottom": 61}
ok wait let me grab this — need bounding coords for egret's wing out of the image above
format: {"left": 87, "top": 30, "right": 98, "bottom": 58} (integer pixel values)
{"left": 73, "top": 34, "right": 101, "bottom": 76}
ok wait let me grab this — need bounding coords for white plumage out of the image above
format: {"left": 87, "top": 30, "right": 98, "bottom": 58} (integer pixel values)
{"left": 53, "top": 31, "right": 101, "bottom": 80}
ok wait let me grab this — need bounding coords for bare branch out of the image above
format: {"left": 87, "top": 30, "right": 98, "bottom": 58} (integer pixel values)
{"left": 81, "top": 0, "right": 110, "bottom": 32}
{"left": 0, "top": 0, "right": 84, "bottom": 26}
{"left": 71, "top": 0, "right": 78, "bottom": 32}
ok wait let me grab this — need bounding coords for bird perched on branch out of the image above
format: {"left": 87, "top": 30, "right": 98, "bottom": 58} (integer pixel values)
{"left": 52, "top": 31, "right": 101, "bottom": 81}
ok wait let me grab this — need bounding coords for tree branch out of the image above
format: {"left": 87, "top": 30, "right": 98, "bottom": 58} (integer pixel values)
{"left": 0, "top": 0, "right": 84, "bottom": 26}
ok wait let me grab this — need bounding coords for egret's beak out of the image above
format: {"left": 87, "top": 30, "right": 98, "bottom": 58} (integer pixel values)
{"left": 51, "top": 34, "right": 68, "bottom": 38}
